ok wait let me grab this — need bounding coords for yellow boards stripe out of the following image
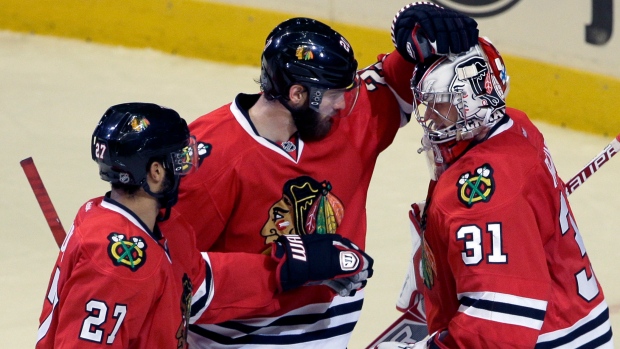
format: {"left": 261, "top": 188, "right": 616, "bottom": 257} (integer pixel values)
{"left": 2, "top": 0, "right": 618, "bottom": 136}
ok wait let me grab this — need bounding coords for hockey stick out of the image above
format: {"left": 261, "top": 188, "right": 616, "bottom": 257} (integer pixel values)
{"left": 365, "top": 131, "right": 620, "bottom": 349}
{"left": 565, "top": 132, "right": 620, "bottom": 195}
{"left": 20, "top": 157, "right": 66, "bottom": 248}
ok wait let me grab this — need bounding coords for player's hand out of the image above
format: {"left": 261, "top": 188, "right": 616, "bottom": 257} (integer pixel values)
{"left": 271, "top": 234, "right": 374, "bottom": 296}
{"left": 397, "top": 201, "right": 425, "bottom": 311}
{"left": 391, "top": 2, "right": 478, "bottom": 63}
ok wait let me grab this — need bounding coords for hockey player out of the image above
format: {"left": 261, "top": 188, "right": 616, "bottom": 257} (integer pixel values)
{"left": 36, "top": 103, "right": 373, "bottom": 348}
{"left": 168, "top": 3, "right": 480, "bottom": 348}
{"left": 380, "top": 38, "right": 614, "bottom": 348}
{"left": 35, "top": 103, "right": 203, "bottom": 348}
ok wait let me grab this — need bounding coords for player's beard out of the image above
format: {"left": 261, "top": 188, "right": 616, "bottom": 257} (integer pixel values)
{"left": 290, "top": 105, "right": 333, "bottom": 141}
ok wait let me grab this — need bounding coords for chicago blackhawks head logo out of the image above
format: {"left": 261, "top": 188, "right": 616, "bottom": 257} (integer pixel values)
{"left": 129, "top": 115, "right": 150, "bottom": 132}
{"left": 176, "top": 274, "right": 193, "bottom": 349}
{"left": 457, "top": 164, "right": 495, "bottom": 207}
{"left": 260, "top": 176, "right": 344, "bottom": 244}
{"left": 107, "top": 233, "right": 147, "bottom": 271}
{"left": 295, "top": 45, "right": 314, "bottom": 61}
{"left": 421, "top": 235, "right": 437, "bottom": 290}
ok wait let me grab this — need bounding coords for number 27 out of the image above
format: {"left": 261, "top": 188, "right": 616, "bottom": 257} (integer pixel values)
{"left": 80, "top": 300, "right": 127, "bottom": 344}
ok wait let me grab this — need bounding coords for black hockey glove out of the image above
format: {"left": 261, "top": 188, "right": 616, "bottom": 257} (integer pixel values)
{"left": 391, "top": 2, "right": 478, "bottom": 63}
{"left": 271, "top": 234, "right": 374, "bottom": 297}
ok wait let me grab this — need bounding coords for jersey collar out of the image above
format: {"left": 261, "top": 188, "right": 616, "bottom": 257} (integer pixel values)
{"left": 231, "top": 93, "right": 305, "bottom": 163}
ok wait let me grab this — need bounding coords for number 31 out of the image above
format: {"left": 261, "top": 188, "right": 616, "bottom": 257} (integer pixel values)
{"left": 455, "top": 191, "right": 599, "bottom": 302}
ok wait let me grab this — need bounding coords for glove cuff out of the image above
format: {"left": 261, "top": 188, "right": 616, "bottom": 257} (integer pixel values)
{"left": 272, "top": 235, "right": 310, "bottom": 292}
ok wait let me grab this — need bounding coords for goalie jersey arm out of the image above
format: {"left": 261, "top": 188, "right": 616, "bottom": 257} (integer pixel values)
{"left": 422, "top": 137, "right": 557, "bottom": 348}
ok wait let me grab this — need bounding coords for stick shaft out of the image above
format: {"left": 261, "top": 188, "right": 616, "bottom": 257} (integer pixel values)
{"left": 20, "top": 157, "right": 66, "bottom": 247}
{"left": 565, "top": 133, "right": 620, "bottom": 195}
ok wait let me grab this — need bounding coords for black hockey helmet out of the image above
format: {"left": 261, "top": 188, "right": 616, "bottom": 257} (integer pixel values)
{"left": 92, "top": 103, "right": 198, "bottom": 214}
{"left": 259, "top": 17, "right": 358, "bottom": 106}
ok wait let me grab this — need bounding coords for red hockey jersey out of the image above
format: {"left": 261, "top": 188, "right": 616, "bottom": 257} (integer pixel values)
{"left": 172, "top": 52, "right": 415, "bottom": 348}
{"left": 37, "top": 194, "right": 283, "bottom": 348}
{"left": 36, "top": 195, "right": 199, "bottom": 348}
{"left": 420, "top": 109, "right": 613, "bottom": 348}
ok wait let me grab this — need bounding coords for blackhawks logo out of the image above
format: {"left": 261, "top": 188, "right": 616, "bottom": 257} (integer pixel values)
{"left": 196, "top": 141, "right": 212, "bottom": 166}
{"left": 456, "top": 164, "right": 495, "bottom": 207}
{"left": 296, "top": 45, "right": 314, "bottom": 60}
{"left": 260, "top": 175, "right": 344, "bottom": 244}
{"left": 107, "top": 233, "right": 147, "bottom": 271}
{"left": 421, "top": 235, "right": 436, "bottom": 290}
{"left": 176, "top": 274, "right": 193, "bottom": 349}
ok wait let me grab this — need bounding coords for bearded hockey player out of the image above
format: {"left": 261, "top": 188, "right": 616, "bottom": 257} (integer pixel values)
{"left": 172, "top": 2, "right": 480, "bottom": 348}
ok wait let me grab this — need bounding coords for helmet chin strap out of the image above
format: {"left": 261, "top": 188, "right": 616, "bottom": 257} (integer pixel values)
{"left": 157, "top": 207, "right": 172, "bottom": 222}
{"left": 277, "top": 95, "right": 299, "bottom": 115}
{"left": 141, "top": 179, "right": 179, "bottom": 222}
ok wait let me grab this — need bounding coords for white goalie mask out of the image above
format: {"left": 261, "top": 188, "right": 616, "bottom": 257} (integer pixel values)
{"left": 411, "top": 37, "right": 510, "bottom": 145}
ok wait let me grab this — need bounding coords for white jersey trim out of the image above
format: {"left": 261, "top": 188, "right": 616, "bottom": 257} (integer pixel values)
{"left": 100, "top": 199, "right": 172, "bottom": 263}
{"left": 457, "top": 291, "right": 547, "bottom": 330}
{"left": 230, "top": 101, "right": 304, "bottom": 164}
{"left": 487, "top": 116, "right": 514, "bottom": 139}
{"left": 188, "top": 332, "right": 352, "bottom": 349}
{"left": 536, "top": 300, "right": 613, "bottom": 348}
{"left": 37, "top": 267, "right": 61, "bottom": 343}
{"left": 100, "top": 200, "right": 149, "bottom": 236}
{"left": 189, "top": 252, "right": 215, "bottom": 324}
{"left": 188, "top": 290, "right": 364, "bottom": 348}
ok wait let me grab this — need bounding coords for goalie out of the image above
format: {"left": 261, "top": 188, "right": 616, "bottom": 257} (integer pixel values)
{"left": 379, "top": 16, "right": 614, "bottom": 348}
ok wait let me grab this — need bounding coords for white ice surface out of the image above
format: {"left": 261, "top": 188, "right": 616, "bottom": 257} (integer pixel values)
{"left": 1, "top": 31, "right": 618, "bottom": 348}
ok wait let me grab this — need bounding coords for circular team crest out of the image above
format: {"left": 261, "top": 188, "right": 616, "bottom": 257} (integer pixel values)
{"left": 456, "top": 164, "right": 495, "bottom": 207}
{"left": 433, "top": 0, "right": 521, "bottom": 17}
{"left": 107, "top": 233, "right": 147, "bottom": 271}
